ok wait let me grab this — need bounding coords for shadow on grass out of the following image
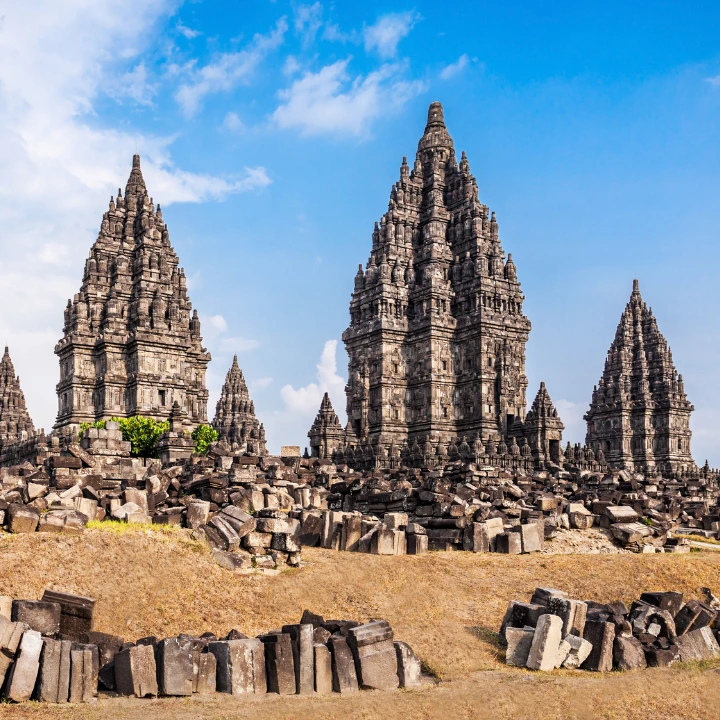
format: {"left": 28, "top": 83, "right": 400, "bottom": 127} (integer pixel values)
{"left": 466, "top": 625, "right": 505, "bottom": 663}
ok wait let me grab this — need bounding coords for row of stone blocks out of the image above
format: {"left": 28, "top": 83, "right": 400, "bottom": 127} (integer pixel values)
{"left": 501, "top": 586, "right": 720, "bottom": 672}
{"left": 0, "top": 591, "right": 421, "bottom": 703}
{"left": 304, "top": 510, "right": 547, "bottom": 555}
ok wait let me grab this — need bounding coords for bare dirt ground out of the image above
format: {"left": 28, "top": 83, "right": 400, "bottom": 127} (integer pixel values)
{"left": 0, "top": 527, "right": 719, "bottom": 719}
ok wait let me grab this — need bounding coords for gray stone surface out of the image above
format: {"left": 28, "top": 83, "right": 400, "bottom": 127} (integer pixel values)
{"left": 12, "top": 600, "right": 61, "bottom": 636}
{"left": 581, "top": 621, "right": 615, "bottom": 672}
{"left": 37, "top": 638, "right": 62, "bottom": 703}
{"left": 282, "top": 623, "right": 314, "bottom": 695}
{"left": 261, "top": 633, "right": 295, "bottom": 695}
{"left": 526, "top": 614, "right": 563, "bottom": 671}
{"left": 561, "top": 634, "right": 593, "bottom": 669}
{"left": 329, "top": 636, "right": 358, "bottom": 694}
{"left": 114, "top": 645, "right": 158, "bottom": 697}
{"left": 505, "top": 627, "right": 534, "bottom": 667}
{"left": 313, "top": 644, "right": 333, "bottom": 695}
{"left": 156, "top": 636, "right": 193, "bottom": 696}
{"left": 394, "top": 640, "right": 422, "bottom": 688}
{"left": 6, "top": 630, "right": 43, "bottom": 702}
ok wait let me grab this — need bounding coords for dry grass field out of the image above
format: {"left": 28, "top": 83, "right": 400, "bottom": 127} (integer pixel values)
{"left": 1, "top": 526, "right": 719, "bottom": 719}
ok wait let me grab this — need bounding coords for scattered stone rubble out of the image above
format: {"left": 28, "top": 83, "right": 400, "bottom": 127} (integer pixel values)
{"left": 2, "top": 426, "right": 719, "bottom": 562}
{"left": 501, "top": 586, "right": 720, "bottom": 671}
{"left": 0, "top": 590, "right": 421, "bottom": 703}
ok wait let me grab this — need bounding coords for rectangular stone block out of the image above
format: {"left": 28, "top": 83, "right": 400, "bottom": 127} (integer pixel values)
{"left": 114, "top": 645, "right": 158, "bottom": 697}
{"left": 561, "top": 634, "right": 593, "bottom": 669}
{"left": 581, "top": 620, "right": 615, "bottom": 672}
{"left": 6, "top": 630, "right": 43, "bottom": 702}
{"left": 12, "top": 600, "right": 61, "bottom": 636}
{"left": 394, "top": 640, "right": 421, "bottom": 688}
{"left": 675, "top": 626, "right": 720, "bottom": 661}
{"left": 371, "top": 525, "right": 396, "bottom": 555}
{"left": 69, "top": 647, "right": 94, "bottom": 703}
{"left": 341, "top": 516, "right": 363, "bottom": 552}
{"left": 519, "top": 523, "right": 543, "bottom": 553}
{"left": 42, "top": 590, "right": 96, "bottom": 639}
{"left": 329, "top": 636, "right": 358, "bottom": 693}
{"left": 314, "top": 644, "right": 333, "bottom": 694}
{"left": 496, "top": 532, "right": 521, "bottom": 554}
{"left": 196, "top": 651, "right": 217, "bottom": 694}
{"left": 57, "top": 639, "right": 72, "bottom": 703}
{"left": 261, "top": 633, "right": 296, "bottom": 694}
{"left": 282, "top": 623, "right": 314, "bottom": 695}
{"left": 37, "top": 638, "right": 62, "bottom": 702}
{"left": 210, "top": 638, "right": 266, "bottom": 694}
{"left": 505, "top": 627, "right": 534, "bottom": 667}
{"left": 0, "top": 596, "right": 11, "bottom": 621}
{"left": 350, "top": 638, "right": 399, "bottom": 690}
{"left": 7, "top": 504, "right": 40, "bottom": 533}
{"left": 407, "top": 532, "right": 428, "bottom": 555}
{"left": 156, "top": 636, "right": 193, "bottom": 696}
{"left": 526, "top": 614, "right": 563, "bottom": 671}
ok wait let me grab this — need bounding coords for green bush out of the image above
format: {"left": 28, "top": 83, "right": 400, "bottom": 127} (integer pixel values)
{"left": 77, "top": 419, "right": 106, "bottom": 441}
{"left": 192, "top": 424, "right": 218, "bottom": 455}
{"left": 118, "top": 416, "right": 170, "bottom": 458}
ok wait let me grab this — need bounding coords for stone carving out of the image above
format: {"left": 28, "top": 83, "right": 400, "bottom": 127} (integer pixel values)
{"left": 308, "top": 393, "right": 344, "bottom": 459}
{"left": 0, "top": 347, "right": 35, "bottom": 449}
{"left": 342, "top": 102, "right": 533, "bottom": 454}
{"left": 212, "top": 356, "right": 266, "bottom": 456}
{"left": 54, "top": 155, "right": 210, "bottom": 431}
{"left": 585, "top": 280, "right": 694, "bottom": 474}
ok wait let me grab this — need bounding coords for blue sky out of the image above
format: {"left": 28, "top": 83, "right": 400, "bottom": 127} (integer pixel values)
{"left": 1, "top": 1, "right": 720, "bottom": 459}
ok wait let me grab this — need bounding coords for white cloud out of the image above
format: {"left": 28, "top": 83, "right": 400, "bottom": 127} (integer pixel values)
{"left": 206, "top": 315, "right": 229, "bottom": 334}
{"left": 174, "top": 18, "right": 288, "bottom": 117}
{"left": 108, "top": 62, "right": 157, "bottom": 105}
{"left": 252, "top": 377, "right": 274, "bottom": 390}
{"left": 280, "top": 340, "right": 345, "bottom": 414}
{"left": 554, "top": 399, "right": 587, "bottom": 445}
{"left": 323, "top": 23, "right": 358, "bottom": 44}
{"left": 219, "top": 337, "right": 261, "bottom": 353}
{"left": 294, "top": 2, "right": 323, "bottom": 46}
{"left": 273, "top": 59, "right": 426, "bottom": 136}
{"left": 177, "top": 22, "right": 200, "bottom": 39}
{"left": 440, "top": 53, "right": 469, "bottom": 80}
{"left": 363, "top": 12, "right": 419, "bottom": 59}
{"left": 283, "top": 56, "right": 302, "bottom": 76}
{"left": 0, "top": 0, "right": 270, "bottom": 434}
{"left": 222, "top": 111, "right": 246, "bottom": 132}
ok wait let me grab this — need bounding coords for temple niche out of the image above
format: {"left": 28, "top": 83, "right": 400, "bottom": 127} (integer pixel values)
{"left": 341, "top": 101, "right": 549, "bottom": 456}
{"left": 54, "top": 155, "right": 210, "bottom": 431}
{"left": 212, "top": 355, "right": 267, "bottom": 456}
{"left": 585, "top": 280, "right": 695, "bottom": 474}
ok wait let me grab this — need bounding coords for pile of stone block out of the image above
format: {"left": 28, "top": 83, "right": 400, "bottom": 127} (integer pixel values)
{"left": 501, "top": 586, "right": 720, "bottom": 671}
{"left": 0, "top": 589, "right": 421, "bottom": 704}
{"left": 3, "top": 437, "right": 718, "bottom": 563}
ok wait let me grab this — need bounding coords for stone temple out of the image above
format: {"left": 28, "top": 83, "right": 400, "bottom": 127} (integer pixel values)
{"left": 0, "top": 347, "right": 35, "bottom": 449}
{"left": 54, "top": 155, "right": 211, "bottom": 431}
{"left": 212, "top": 355, "right": 267, "bottom": 455}
{"left": 585, "top": 279, "right": 694, "bottom": 474}
{"left": 340, "top": 101, "right": 542, "bottom": 459}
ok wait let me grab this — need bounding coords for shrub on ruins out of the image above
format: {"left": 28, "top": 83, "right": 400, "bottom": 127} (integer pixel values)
{"left": 77, "top": 419, "right": 106, "bottom": 441}
{"left": 192, "top": 424, "right": 218, "bottom": 455}
{"left": 117, "top": 416, "right": 170, "bottom": 458}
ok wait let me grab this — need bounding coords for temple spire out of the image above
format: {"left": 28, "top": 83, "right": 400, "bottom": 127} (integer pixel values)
{"left": 308, "top": 392, "right": 344, "bottom": 459}
{"left": 0, "top": 346, "right": 35, "bottom": 449}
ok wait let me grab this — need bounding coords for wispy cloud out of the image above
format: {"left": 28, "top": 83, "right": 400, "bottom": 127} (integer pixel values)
{"left": 252, "top": 377, "right": 274, "bottom": 390}
{"left": 440, "top": 53, "right": 469, "bottom": 80}
{"left": 177, "top": 22, "right": 200, "bottom": 39}
{"left": 222, "top": 111, "right": 246, "bottom": 132}
{"left": 174, "top": 18, "right": 288, "bottom": 117}
{"left": 294, "top": 2, "right": 323, "bottom": 47}
{"left": 363, "top": 11, "right": 419, "bottom": 59}
{"left": 704, "top": 75, "right": 720, "bottom": 87}
{"left": 273, "top": 58, "right": 426, "bottom": 136}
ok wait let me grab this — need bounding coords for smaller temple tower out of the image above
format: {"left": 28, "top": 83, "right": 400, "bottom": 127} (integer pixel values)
{"left": 308, "top": 392, "right": 345, "bottom": 459}
{"left": 585, "top": 279, "right": 694, "bottom": 474}
{"left": 0, "top": 347, "right": 35, "bottom": 448}
{"left": 212, "top": 356, "right": 267, "bottom": 455}
{"left": 522, "top": 382, "right": 564, "bottom": 465}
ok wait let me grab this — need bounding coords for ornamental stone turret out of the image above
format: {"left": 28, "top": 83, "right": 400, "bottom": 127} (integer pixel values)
{"left": 342, "top": 102, "right": 531, "bottom": 453}
{"left": 212, "top": 355, "right": 267, "bottom": 455}
{"left": 584, "top": 279, "right": 694, "bottom": 474}
{"left": 308, "top": 392, "right": 344, "bottom": 459}
{"left": 0, "top": 347, "right": 35, "bottom": 448}
{"left": 522, "top": 382, "right": 565, "bottom": 465}
{"left": 54, "top": 155, "right": 210, "bottom": 431}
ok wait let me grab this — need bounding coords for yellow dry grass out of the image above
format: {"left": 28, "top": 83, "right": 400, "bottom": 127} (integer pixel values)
{"left": 0, "top": 527, "right": 719, "bottom": 719}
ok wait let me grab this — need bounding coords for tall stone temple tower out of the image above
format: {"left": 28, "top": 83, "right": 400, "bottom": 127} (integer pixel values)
{"left": 212, "top": 355, "right": 267, "bottom": 455}
{"left": 585, "top": 280, "right": 694, "bottom": 474}
{"left": 308, "top": 392, "right": 345, "bottom": 459}
{"left": 0, "top": 347, "right": 35, "bottom": 448}
{"left": 54, "top": 155, "right": 210, "bottom": 431}
{"left": 342, "top": 102, "right": 531, "bottom": 452}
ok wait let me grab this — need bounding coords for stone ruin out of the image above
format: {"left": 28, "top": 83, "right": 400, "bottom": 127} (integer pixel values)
{"left": 0, "top": 591, "right": 421, "bottom": 703}
{"left": 0, "top": 100, "right": 716, "bottom": 562}
{"left": 501, "top": 586, "right": 720, "bottom": 671}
